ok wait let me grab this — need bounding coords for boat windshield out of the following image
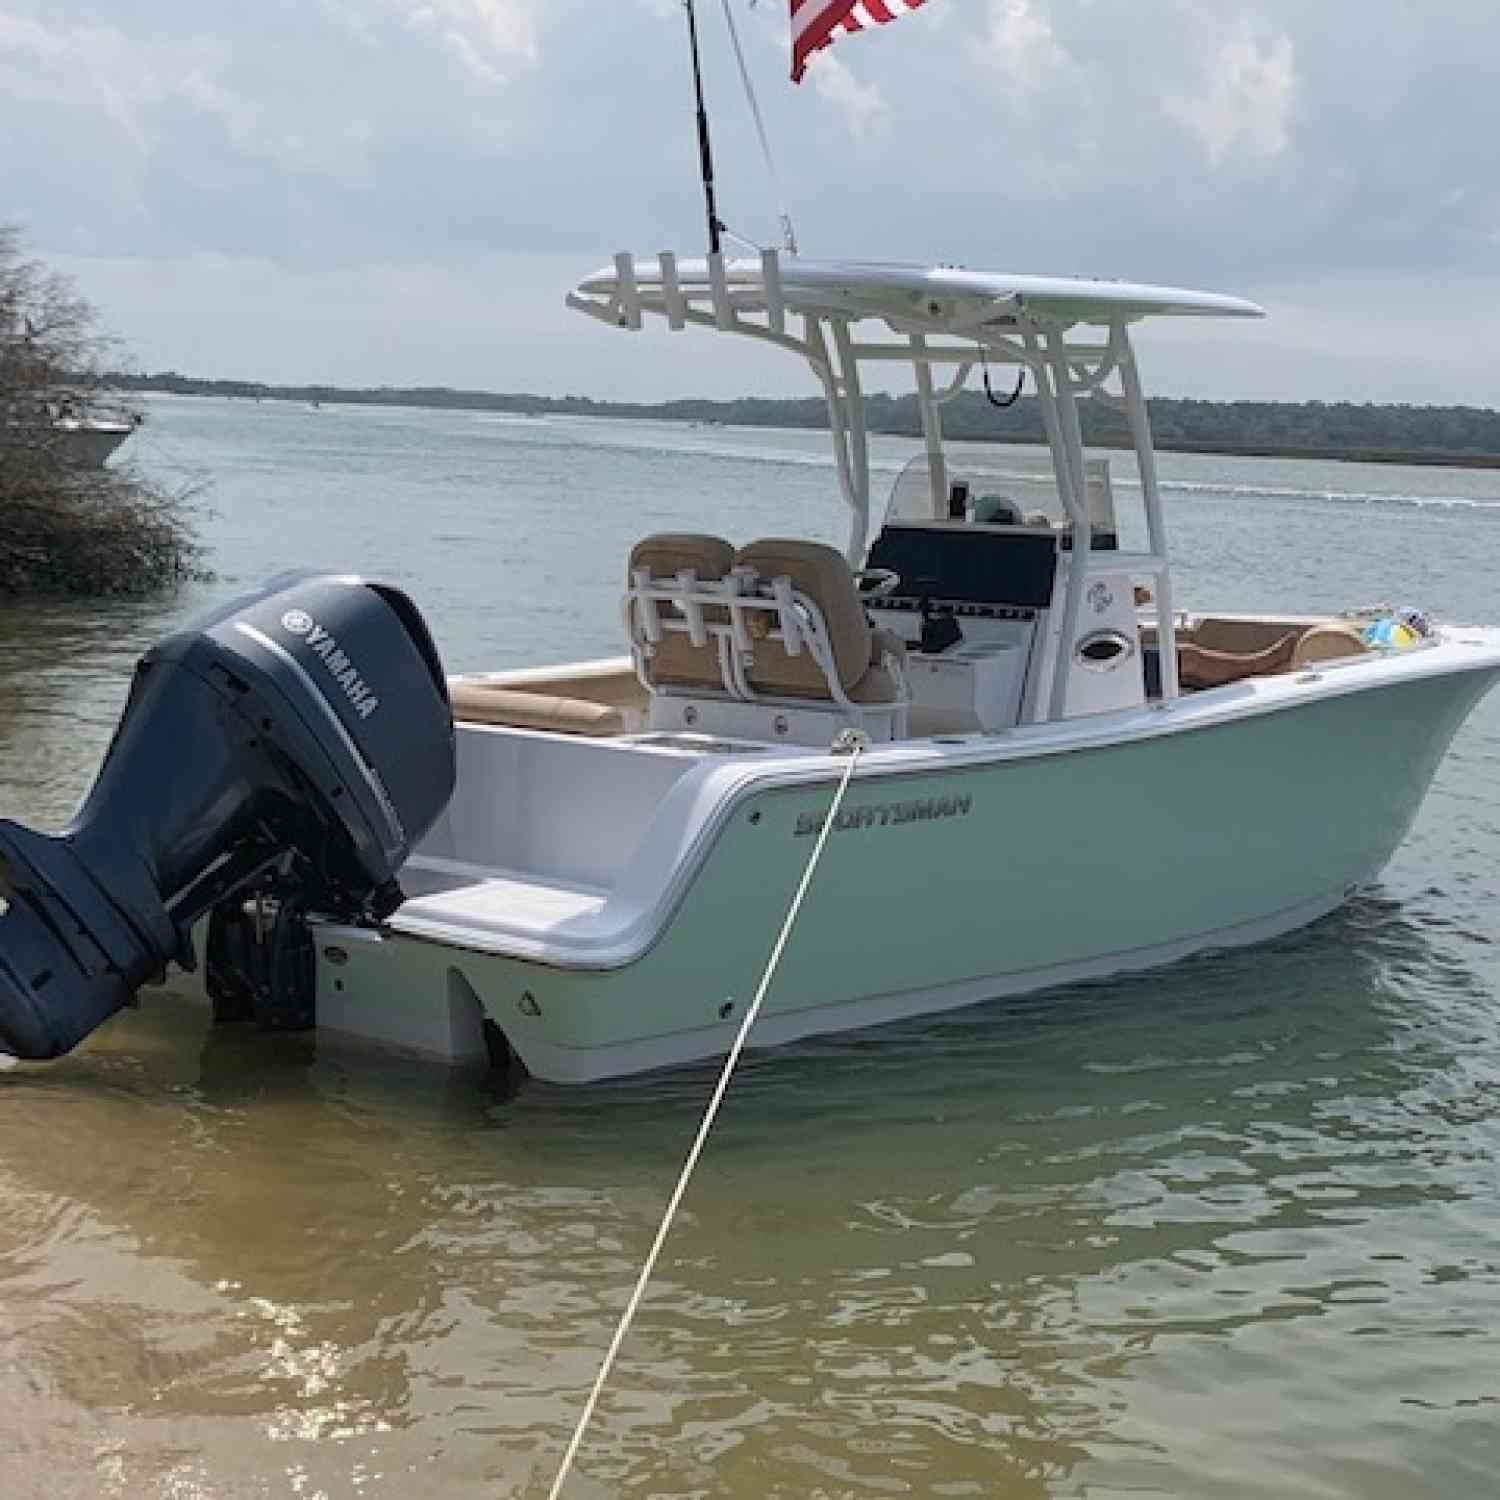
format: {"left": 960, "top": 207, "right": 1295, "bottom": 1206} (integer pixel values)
{"left": 880, "top": 453, "right": 1119, "bottom": 540}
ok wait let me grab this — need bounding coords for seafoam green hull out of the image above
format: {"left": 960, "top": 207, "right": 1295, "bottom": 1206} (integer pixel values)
{"left": 321, "top": 665, "right": 1496, "bottom": 1082}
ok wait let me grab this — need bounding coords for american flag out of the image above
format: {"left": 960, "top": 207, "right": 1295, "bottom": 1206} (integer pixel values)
{"left": 790, "top": 0, "right": 928, "bottom": 83}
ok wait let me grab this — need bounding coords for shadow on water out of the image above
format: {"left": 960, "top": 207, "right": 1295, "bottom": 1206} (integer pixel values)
{"left": 2, "top": 890, "right": 1496, "bottom": 1496}
{"left": 24, "top": 888, "right": 1456, "bottom": 1150}
{"left": 510, "top": 891, "right": 1482, "bottom": 1140}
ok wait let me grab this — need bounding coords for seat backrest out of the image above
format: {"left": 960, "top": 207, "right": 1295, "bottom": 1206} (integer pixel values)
{"left": 734, "top": 538, "right": 872, "bottom": 700}
{"left": 1291, "top": 622, "right": 1369, "bottom": 668}
{"left": 627, "top": 533, "right": 736, "bottom": 691}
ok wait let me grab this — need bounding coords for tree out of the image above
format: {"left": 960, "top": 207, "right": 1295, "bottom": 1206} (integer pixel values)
{"left": 0, "top": 226, "right": 202, "bottom": 595}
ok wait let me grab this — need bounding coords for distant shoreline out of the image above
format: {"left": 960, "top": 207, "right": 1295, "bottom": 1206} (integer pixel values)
{"left": 117, "top": 374, "right": 1500, "bottom": 472}
{"left": 1078, "top": 436, "right": 1500, "bottom": 470}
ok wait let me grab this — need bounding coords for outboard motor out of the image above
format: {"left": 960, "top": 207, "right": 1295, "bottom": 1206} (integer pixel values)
{"left": 0, "top": 572, "right": 455, "bottom": 1059}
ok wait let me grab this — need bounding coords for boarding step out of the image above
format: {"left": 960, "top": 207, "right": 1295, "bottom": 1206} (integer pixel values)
{"left": 392, "top": 856, "right": 608, "bottom": 943}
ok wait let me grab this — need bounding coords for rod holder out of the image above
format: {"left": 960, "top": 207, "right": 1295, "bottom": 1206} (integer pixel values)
{"left": 660, "top": 252, "right": 686, "bottom": 331}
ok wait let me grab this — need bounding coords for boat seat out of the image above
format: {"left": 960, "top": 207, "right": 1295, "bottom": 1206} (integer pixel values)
{"left": 491, "top": 659, "right": 647, "bottom": 711}
{"left": 1291, "top": 622, "right": 1370, "bottom": 667}
{"left": 627, "top": 533, "right": 736, "bottom": 692}
{"left": 449, "top": 683, "right": 626, "bottom": 736}
{"left": 870, "top": 626, "right": 908, "bottom": 673}
{"left": 448, "top": 659, "right": 647, "bottom": 736}
{"left": 1191, "top": 616, "right": 1309, "bottom": 655}
{"left": 734, "top": 538, "right": 903, "bottom": 706}
{"left": 624, "top": 534, "right": 909, "bottom": 738}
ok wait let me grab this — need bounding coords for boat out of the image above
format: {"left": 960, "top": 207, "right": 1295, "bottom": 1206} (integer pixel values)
{"left": 4, "top": 252, "right": 1496, "bottom": 1082}
{"left": 267, "top": 252, "right": 1497, "bottom": 1083}
{"left": 49, "top": 404, "right": 140, "bottom": 467}
{"left": 0, "top": 393, "right": 142, "bottom": 467}
{"left": 3, "top": 0, "right": 1496, "bottom": 1087}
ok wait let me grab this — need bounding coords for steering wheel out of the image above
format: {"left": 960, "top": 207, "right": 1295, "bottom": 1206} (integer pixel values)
{"left": 853, "top": 567, "right": 901, "bottom": 600}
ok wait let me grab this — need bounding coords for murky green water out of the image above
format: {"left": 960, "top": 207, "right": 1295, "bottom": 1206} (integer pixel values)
{"left": 2, "top": 398, "right": 1499, "bottom": 1497}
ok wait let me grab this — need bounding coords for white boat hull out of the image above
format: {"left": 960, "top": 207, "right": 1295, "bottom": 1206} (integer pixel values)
{"left": 307, "top": 640, "right": 1500, "bottom": 1083}
{"left": 51, "top": 421, "right": 135, "bottom": 467}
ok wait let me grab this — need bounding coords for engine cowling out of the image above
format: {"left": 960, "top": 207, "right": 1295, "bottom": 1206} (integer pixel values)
{"left": 0, "top": 571, "right": 456, "bottom": 1059}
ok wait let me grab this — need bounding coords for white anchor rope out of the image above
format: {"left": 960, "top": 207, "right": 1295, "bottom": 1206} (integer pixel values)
{"left": 543, "top": 741, "right": 864, "bottom": 1500}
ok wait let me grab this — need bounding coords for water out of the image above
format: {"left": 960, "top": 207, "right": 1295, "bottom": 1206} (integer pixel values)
{"left": 2, "top": 397, "right": 1500, "bottom": 1498}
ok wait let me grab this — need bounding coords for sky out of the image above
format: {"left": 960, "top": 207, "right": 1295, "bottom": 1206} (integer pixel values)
{"left": 6, "top": 0, "right": 1500, "bottom": 405}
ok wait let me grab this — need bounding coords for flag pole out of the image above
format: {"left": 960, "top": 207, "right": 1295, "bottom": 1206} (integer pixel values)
{"left": 684, "top": 0, "right": 723, "bottom": 257}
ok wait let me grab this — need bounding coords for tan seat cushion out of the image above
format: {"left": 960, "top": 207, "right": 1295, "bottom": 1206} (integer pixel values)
{"left": 628, "top": 533, "right": 736, "bottom": 691}
{"left": 735, "top": 538, "right": 881, "bottom": 701}
{"left": 629, "top": 532, "right": 736, "bottom": 582}
{"left": 869, "top": 626, "right": 908, "bottom": 667}
{"left": 1292, "top": 623, "right": 1370, "bottom": 667}
{"left": 449, "top": 683, "right": 624, "bottom": 736}
{"left": 480, "top": 661, "right": 647, "bottom": 712}
{"left": 1193, "top": 616, "right": 1309, "bottom": 655}
{"left": 849, "top": 662, "right": 902, "bottom": 704}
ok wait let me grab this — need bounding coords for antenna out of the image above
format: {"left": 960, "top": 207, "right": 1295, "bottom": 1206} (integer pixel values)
{"left": 684, "top": 1, "right": 723, "bottom": 256}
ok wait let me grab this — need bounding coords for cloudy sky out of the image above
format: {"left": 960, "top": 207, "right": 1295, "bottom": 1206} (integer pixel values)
{"left": 6, "top": 1, "right": 1500, "bottom": 403}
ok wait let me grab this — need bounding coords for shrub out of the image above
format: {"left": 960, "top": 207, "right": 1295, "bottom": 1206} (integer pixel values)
{"left": 1, "top": 226, "right": 203, "bottom": 596}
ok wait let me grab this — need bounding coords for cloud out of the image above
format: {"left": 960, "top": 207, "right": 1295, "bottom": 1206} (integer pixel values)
{"left": 808, "top": 53, "right": 888, "bottom": 140}
{"left": 45, "top": 247, "right": 803, "bottom": 400}
{"left": 0, "top": 13, "right": 179, "bottom": 151}
{"left": 1162, "top": 16, "right": 1296, "bottom": 167}
{"left": 0, "top": 1, "right": 545, "bottom": 198}
{"left": 981, "top": 0, "right": 1073, "bottom": 100}
{"left": 11, "top": 0, "right": 1500, "bottom": 403}
{"left": 393, "top": 0, "right": 540, "bottom": 84}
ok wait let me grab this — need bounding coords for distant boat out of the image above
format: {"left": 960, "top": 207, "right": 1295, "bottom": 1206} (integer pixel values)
{"left": 0, "top": 395, "right": 142, "bottom": 468}
{"left": 49, "top": 408, "right": 142, "bottom": 467}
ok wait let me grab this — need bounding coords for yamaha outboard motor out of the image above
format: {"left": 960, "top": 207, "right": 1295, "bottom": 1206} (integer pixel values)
{"left": 0, "top": 572, "right": 455, "bottom": 1059}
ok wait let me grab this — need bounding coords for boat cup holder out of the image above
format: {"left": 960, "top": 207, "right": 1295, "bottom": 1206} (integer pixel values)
{"left": 1075, "top": 629, "right": 1136, "bottom": 672}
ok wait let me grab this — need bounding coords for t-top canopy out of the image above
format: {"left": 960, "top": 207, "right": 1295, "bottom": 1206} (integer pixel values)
{"left": 571, "top": 254, "right": 1265, "bottom": 337}
{"left": 569, "top": 248, "right": 1232, "bottom": 713}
